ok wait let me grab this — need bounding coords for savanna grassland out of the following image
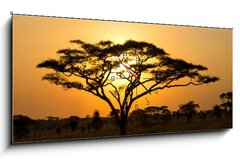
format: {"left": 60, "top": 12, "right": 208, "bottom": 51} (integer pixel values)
{"left": 13, "top": 106, "right": 232, "bottom": 143}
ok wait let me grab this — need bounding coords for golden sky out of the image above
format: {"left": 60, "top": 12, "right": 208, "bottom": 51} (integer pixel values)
{"left": 13, "top": 15, "right": 232, "bottom": 119}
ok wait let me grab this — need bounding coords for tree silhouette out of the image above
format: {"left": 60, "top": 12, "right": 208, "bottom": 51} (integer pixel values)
{"left": 145, "top": 106, "right": 169, "bottom": 124}
{"left": 129, "top": 109, "right": 147, "bottom": 127}
{"left": 109, "top": 109, "right": 120, "bottom": 117}
{"left": 37, "top": 39, "right": 219, "bottom": 135}
{"left": 144, "top": 106, "right": 161, "bottom": 123}
{"left": 109, "top": 109, "right": 120, "bottom": 127}
{"left": 199, "top": 110, "right": 208, "bottom": 121}
{"left": 145, "top": 106, "right": 162, "bottom": 115}
{"left": 68, "top": 116, "right": 80, "bottom": 132}
{"left": 220, "top": 92, "right": 232, "bottom": 111}
{"left": 160, "top": 106, "right": 172, "bottom": 125}
{"left": 92, "top": 110, "right": 103, "bottom": 131}
{"left": 179, "top": 101, "right": 200, "bottom": 123}
{"left": 14, "top": 115, "right": 35, "bottom": 138}
{"left": 212, "top": 105, "right": 222, "bottom": 120}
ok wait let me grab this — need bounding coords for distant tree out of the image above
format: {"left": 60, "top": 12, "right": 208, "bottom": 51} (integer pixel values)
{"left": 14, "top": 115, "right": 34, "bottom": 138}
{"left": 176, "top": 110, "right": 181, "bottom": 122}
{"left": 46, "top": 116, "right": 59, "bottom": 121}
{"left": 109, "top": 109, "right": 120, "bottom": 127}
{"left": 129, "top": 109, "right": 147, "bottom": 127}
{"left": 144, "top": 106, "right": 170, "bottom": 124}
{"left": 145, "top": 106, "right": 162, "bottom": 115}
{"left": 92, "top": 110, "right": 103, "bottom": 131}
{"left": 220, "top": 92, "right": 232, "bottom": 112}
{"left": 109, "top": 109, "right": 120, "bottom": 117}
{"left": 68, "top": 115, "right": 80, "bottom": 121}
{"left": 69, "top": 121, "right": 78, "bottom": 132}
{"left": 212, "top": 105, "right": 222, "bottom": 120}
{"left": 199, "top": 111, "right": 208, "bottom": 121}
{"left": 68, "top": 116, "right": 80, "bottom": 132}
{"left": 179, "top": 101, "right": 200, "bottom": 123}
{"left": 220, "top": 92, "right": 232, "bottom": 103}
{"left": 37, "top": 39, "right": 219, "bottom": 135}
{"left": 160, "top": 106, "right": 172, "bottom": 125}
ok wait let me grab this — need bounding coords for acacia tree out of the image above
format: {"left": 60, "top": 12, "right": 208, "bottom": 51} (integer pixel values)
{"left": 179, "top": 101, "right": 200, "bottom": 123}
{"left": 220, "top": 92, "right": 232, "bottom": 110}
{"left": 37, "top": 39, "right": 219, "bottom": 135}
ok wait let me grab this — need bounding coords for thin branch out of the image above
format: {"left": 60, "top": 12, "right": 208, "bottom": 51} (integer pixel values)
{"left": 109, "top": 90, "right": 121, "bottom": 107}
{"left": 131, "top": 80, "right": 203, "bottom": 103}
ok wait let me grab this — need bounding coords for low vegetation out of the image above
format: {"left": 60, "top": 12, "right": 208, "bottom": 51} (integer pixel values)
{"left": 13, "top": 92, "right": 232, "bottom": 143}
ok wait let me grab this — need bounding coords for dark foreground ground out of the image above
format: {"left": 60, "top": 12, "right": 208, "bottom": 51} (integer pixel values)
{"left": 13, "top": 114, "right": 232, "bottom": 144}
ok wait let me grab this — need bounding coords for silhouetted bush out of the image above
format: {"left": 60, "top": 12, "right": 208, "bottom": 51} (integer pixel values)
{"left": 179, "top": 101, "right": 200, "bottom": 123}
{"left": 129, "top": 109, "right": 148, "bottom": 127}
{"left": 161, "top": 109, "right": 171, "bottom": 125}
{"left": 109, "top": 109, "right": 120, "bottom": 127}
{"left": 69, "top": 121, "right": 78, "bottom": 132}
{"left": 213, "top": 105, "right": 222, "bottom": 120}
{"left": 199, "top": 111, "right": 208, "bottom": 121}
{"left": 92, "top": 110, "right": 103, "bottom": 131}
{"left": 14, "top": 115, "right": 34, "bottom": 138}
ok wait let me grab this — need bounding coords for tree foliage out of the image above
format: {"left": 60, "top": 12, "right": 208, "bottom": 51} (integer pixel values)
{"left": 37, "top": 39, "right": 219, "bottom": 134}
{"left": 92, "top": 110, "right": 103, "bottom": 131}
{"left": 68, "top": 116, "right": 80, "bottom": 132}
{"left": 179, "top": 101, "right": 200, "bottom": 123}
{"left": 220, "top": 92, "right": 232, "bottom": 110}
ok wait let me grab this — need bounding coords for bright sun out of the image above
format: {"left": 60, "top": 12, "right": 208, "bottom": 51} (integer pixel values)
{"left": 112, "top": 37, "right": 127, "bottom": 44}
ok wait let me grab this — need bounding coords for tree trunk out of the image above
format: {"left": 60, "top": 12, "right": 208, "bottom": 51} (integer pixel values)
{"left": 119, "top": 103, "right": 131, "bottom": 135}
{"left": 119, "top": 113, "right": 127, "bottom": 135}
{"left": 120, "top": 120, "right": 126, "bottom": 135}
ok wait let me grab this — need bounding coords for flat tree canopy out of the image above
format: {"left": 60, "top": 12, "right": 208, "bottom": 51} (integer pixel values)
{"left": 37, "top": 39, "right": 219, "bottom": 134}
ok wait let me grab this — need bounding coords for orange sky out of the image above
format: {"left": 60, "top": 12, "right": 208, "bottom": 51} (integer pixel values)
{"left": 13, "top": 15, "right": 232, "bottom": 119}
